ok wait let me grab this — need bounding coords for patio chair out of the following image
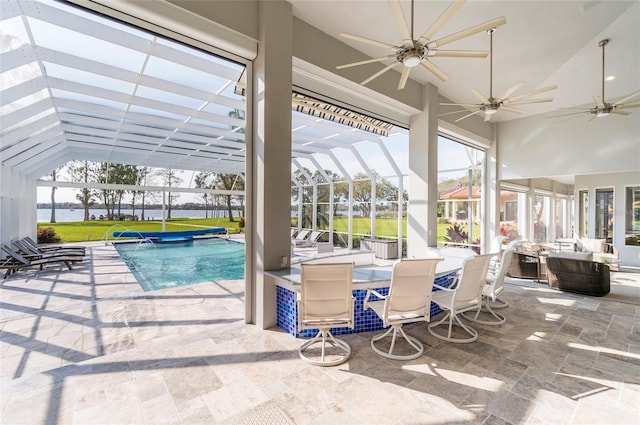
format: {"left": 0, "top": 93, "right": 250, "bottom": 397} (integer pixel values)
{"left": 298, "top": 262, "right": 355, "bottom": 366}
{"left": 23, "top": 236, "right": 85, "bottom": 255}
{"left": 1, "top": 244, "right": 83, "bottom": 279}
{"left": 364, "top": 258, "right": 442, "bottom": 360}
{"left": 291, "top": 229, "right": 311, "bottom": 246}
{"left": 427, "top": 253, "right": 494, "bottom": 343}
{"left": 293, "top": 230, "right": 325, "bottom": 248}
{"left": 461, "top": 248, "right": 515, "bottom": 325}
{"left": 14, "top": 239, "right": 85, "bottom": 259}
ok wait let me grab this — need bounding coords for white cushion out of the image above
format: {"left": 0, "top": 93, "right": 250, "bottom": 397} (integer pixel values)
{"left": 578, "top": 238, "right": 606, "bottom": 253}
{"left": 548, "top": 251, "right": 593, "bottom": 261}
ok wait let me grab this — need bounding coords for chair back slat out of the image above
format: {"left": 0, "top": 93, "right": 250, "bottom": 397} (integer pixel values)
{"left": 385, "top": 258, "right": 441, "bottom": 318}
{"left": 454, "top": 254, "right": 494, "bottom": 306}
{"left": 300, "top": 263, "right": 354, "bottom": 325}
{"left": 486, "top": 248, "right": 515, "bottom": 295}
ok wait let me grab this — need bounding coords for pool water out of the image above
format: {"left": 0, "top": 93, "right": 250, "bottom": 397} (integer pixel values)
{"left": 115, "top": 238, "right": 245, "bottom": 291}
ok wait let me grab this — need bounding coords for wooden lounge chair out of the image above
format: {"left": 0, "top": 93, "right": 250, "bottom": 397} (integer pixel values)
{"left": 1, "top": 245, "right": 83, "bottom": 279}
{"left": 14, "top": 239, "right": 85, "bottom": 259}
{"left": 23, "top": 236, "right": 86, "bottom": 255}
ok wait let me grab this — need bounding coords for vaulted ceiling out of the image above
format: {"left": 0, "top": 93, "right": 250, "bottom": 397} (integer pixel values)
{"left": 290, "top": 0, "right": 639, "bottom": 121}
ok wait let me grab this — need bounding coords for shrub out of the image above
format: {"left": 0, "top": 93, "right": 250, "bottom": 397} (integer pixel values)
{"left": 444, "top": 224, "right": 481, "bottom": 253}
{"left": 37, "top": 227, "right": 61, "bottom": 244}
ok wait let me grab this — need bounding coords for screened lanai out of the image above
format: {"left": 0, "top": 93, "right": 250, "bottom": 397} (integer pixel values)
{"left": 1, "top": 0, "right": 424, "bottom": 254}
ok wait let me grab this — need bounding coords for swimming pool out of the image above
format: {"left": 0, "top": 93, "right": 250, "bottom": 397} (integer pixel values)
{"left": 115, "top": 238, "right": 245, "bottom": 291}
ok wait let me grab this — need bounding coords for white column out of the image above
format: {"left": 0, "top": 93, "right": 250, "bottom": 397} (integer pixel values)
{"left": 408, "top": 83, "right": 438, "bottom": 257}
{"left": 252, "top": 0, "right": 293, "bottom": 329}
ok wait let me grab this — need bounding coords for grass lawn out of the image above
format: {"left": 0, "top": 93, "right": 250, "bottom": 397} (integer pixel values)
{"left": 41, "top": 216, "right": 480, "bottom": 244}
{"left": 38, "top": 218, "right": 242, "bottom": 243}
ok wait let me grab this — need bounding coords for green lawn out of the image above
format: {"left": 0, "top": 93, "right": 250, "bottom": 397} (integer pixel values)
{"left": 41, "top": 216, "right": 480, "bottom": 244}
{"left": 38, "top": 218, "right": 242, "bottom": 243}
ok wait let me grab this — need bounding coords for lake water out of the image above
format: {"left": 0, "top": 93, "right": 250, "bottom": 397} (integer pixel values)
{"left": 37, "top": 208, "right": 239, "bottom": 223}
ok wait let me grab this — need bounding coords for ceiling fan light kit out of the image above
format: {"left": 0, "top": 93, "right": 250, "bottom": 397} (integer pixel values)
{"left": 336, "top": 0, "right": 506, "bottom": 90}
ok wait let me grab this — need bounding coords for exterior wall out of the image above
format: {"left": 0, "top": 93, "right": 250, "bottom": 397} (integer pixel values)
{"left": 575, "top": 171, "right": 640, "bottom": 268}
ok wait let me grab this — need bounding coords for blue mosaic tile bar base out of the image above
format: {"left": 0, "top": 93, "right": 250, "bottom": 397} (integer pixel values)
{"left": 277, "top": 271, "right": 457, "bottom": 338}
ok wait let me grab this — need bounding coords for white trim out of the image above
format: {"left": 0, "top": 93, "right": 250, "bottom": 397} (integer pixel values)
{"left": 438, "top": 120, "right": 492, "bottom": 150}
{"left": 69, "top": 0, "right": 257, "bottom": 61}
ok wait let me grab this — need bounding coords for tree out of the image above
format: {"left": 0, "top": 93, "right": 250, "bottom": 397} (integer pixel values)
{"left": 132, "top": 167, "right": 152, "bottom": 220}
{"left": 194, "top": 172, "right": 214, "bottom": 218}
{"left": 68, "top": 160, "right": 98, "bottom": 221}
{"left": 156, "top": 169, "right": 182, "bottom": 219}
{"left": 350, "top": 171, "right": 399, "bottom": 218}
{"left": 213, "top": 173, "right": 244, "bottom": 222}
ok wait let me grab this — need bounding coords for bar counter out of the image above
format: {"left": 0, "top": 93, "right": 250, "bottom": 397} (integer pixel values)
{"left": 267, "top": 252, "right": 463, "bottom": 338}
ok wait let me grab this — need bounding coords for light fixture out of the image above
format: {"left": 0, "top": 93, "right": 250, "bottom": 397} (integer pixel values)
{"left": 484, "top": 107, "right": 498, "bottom": 115}
{"left": 605, "top": 75, "right": 616, "bottom": 81}
{"left": 596, "top": 110, "right": 610, "bottom": 118}
{"left": 402, "top": 53, "right": 421, "bottom": 68}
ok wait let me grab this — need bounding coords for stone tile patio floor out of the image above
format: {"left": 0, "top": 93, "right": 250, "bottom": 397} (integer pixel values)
{"left": 1, "top": 242, "right": 639, "bottom": 424}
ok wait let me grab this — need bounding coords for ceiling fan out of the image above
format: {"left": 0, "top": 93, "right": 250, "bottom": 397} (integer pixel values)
{"left": 336, "top": 0, "right": 506, "bottom": 90}
{"left": 553, "top": 39, "right": 640, "bottom": 121}
{"left": 439, "top": 28, "right": 557, "bottom": 123}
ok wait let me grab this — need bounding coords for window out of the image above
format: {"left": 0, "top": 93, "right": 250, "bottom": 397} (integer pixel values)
{"left": 625, "top": 186, "right": 640, "bottom": 246}
{"left": 499, "top": 190, "right": 525, "bottom": 243}
{"left": 555, "top": 197, "right": 569, "bottom": 239}
{"left": 533, "top": 194, "right": 551, "bottom": 243}
{"left": 595, "top": 188, "right": 614, "bottom": 243}
{"left": 438, "top": 135, "right": 485, "bottom": 249}
{"left": 578, "top": 190, "right": 589, "bottom": 238}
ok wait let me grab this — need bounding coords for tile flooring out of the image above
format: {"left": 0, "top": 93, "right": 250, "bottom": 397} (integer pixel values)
{"left": 1, "top": 242, "right": 639, "bottom": 424}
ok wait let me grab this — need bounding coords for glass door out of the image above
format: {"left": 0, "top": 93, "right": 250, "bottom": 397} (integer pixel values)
{"left": 595, "top": 189, "right": 614, "bottom": 243}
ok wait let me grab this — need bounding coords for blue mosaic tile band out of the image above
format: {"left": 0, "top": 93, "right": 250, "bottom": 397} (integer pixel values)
{"left": 277, "top": 271, "right": 457, "bottom": 338}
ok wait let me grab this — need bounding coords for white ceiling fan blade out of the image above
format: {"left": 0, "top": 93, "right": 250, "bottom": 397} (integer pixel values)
{"left": 593, "top": 96, "right": 606, "bottom": 109}
{"left": 340, "top": 33, "right": 397, "bottom": 50}
{"left": 549, "top": 111, "right": 590, "bottom": 118}
{"left": 507, "top": 85, "right": 558, "bottom": 102}
{"left": 361, "top": 62, "right": 398, "bottom": 86}
{"left": 388, "top": 0, "right": 412, "bottom": 46}
{"left": 612, "top": 109, "right": 631, "bottom": 116}
{"left": 429, "top": 50, "right": 488, "bottom": 58}
{"left": 501, "top": 106, "right": 524, "bottom": 114}
{"left": 398, "top": 66, "right": 411, "bottom": 90}
{"left": 618, "top": 102, "right": 640, "bottom": 109}
{"left": 557, "top": 107, "right": 593, "bottom": 110}
{"left": 455, "top": 109, "right": 483, "bottom": 122}
{"left": 507, "top": 98, "right": 554, "bottom": 106}
{"left": 431, "top": 16, "right": 506, "bottom": 48}
{"left": 438, "top": 109, "right": 475, "bottom": 117}
{"left": 471, "top": 89, "right": 489, "bottom": 103}
{"left": 588, "top": 114, "right": 597, "bottom": 122}
{"left": 497, "top": 81, "right": 526, "bottom": 101}
{"left": 336, "top": 56, "right": 394, "bottom": 70}
{"left": 612, "top": 90, "right": 640, "bottom": 107}
{"left": 420, "top": 60, "right": 448, "bottom": 82}
{"left": 440, "top": 102, "right": 480, "bottom": 107}
{"left": 420, "top": 0, "right": 467, "bottom": 41}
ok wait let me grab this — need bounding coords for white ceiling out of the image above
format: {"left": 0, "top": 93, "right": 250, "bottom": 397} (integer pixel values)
{"left": 289, "top": 0, "right": 640, "bottom": 122}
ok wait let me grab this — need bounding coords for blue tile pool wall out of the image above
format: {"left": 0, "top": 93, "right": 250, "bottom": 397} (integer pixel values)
{"left": 277, "top": 271, "right": 457, "bottom": 338}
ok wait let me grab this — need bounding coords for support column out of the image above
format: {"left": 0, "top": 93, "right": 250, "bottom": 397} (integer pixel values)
{"left": 252, "top": 0, "right": 292, "bottom": 329}
{"left": 407, "top": 83, "right": 438, "bottom": 257}
{"left": 485, "top": 129, "right": 499, "bottom": 254}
